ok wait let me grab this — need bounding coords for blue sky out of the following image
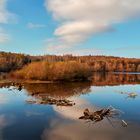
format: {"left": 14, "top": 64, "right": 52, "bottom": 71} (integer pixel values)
{"left": 0, "top": 0, "right": 140, "bottom": 58}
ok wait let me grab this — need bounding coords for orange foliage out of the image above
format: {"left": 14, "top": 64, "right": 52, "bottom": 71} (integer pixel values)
{"left": 0, "top": 52, "right": 31, "bottom": 72}
{"left": 14, "top": 61, "right": 92, "bottom": 81}
{"left": 1, "top": 51, "right": 140, "bottom": 73}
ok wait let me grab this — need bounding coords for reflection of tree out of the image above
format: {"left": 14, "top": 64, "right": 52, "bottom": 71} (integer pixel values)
{"left": 24, "top": 82, "right": 91, "bottom": 98}
{"left": 0, "top": 73, "right": 140, "bottom": 91}
{"left": 0, "top": 72, "right": 140, "bottom": 89}
{"left": 92, "top": 73, "right": 140, "bottom": 86}
{"left": 24, "top": 82, "right": 91, "bottom": 106}
{"left": 0, "top": 83, "right": 11, "bottom": 88}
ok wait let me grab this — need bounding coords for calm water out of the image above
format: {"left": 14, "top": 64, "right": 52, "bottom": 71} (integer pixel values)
{"left": 0, "top": 73, "right": 140, "bottom": 140}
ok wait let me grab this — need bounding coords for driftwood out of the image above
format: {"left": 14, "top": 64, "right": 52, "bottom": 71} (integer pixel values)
{"left": 122, "top": 120, "right": 128, "bottom": 127}
{"left": 115, "top": 90, "right": 138, "bottom": 99}
{"left": 8, "top": 83, "right": 23, "bottom": 94}
{"left": 27, "top": 97, "right": 75, "bottom": 106}
{"left": 79, "top": 106, "right": 127, "bottom": 127}
{"left": 127, "top": 93, "right": 137, "bottom": 98}
{"left": 79, "top": 108, "right": 111, "bottom": 122}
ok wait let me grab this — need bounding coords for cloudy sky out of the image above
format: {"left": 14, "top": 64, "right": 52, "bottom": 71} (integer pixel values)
{"left": 0, "top": 0, "right": 140, "bottom": 57}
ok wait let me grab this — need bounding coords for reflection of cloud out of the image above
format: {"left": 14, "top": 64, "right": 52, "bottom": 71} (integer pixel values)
{"left": 0, "top": 114, "right": 15, "bottom": 128}
{"left": 0, "top": 94, "right": 8, "bottom": 105}
{"left": 42, "top": 120, "right": 140, "bottom": 140}
{"left": 42, "top": 96, "right": 140, "bottom": 140}
{"left": 42, "top": 114, "right": 140, "bottom": 140}
{"left": 0, "top": 120, "right": 5, "bottom": 140}
{"left": 53, "top": 97, "right": 96, "bottom": 120}
{"left": 0, "top": 115, "right": 9, "bottom": 140}
{"left": 0, "top": 114, "right": 16, "bottom": 140}
{"left": 0, "top": 115, "right": 8, "bottom": 128}
{"left": 25, "top": 111, "right": 44, "bottom": 117}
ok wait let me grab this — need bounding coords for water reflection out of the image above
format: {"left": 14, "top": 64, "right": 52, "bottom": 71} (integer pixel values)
{"left": 0, "top": 73, "right": 140, "bottom": 140}
{"left": 42, "top": 98, "right": 140, "bottom": 140}
{"left": 23, "top": 82, "right": 91, "bottom": 107}
{"left": 115, "top": 90, "right": 139, "bottom": 99}
{"left": 42, "top": 119, "right": 140, "bottom": 140}
{"left": 0, "top": 73, "right": 140, "bottom": 88}
{"left": 24, "top": 82, "right": 91, "bottom": 98}
{"left": 0, "top": 114, "right": 16, "bottom": 140}
{"left": 53, "top": 98, "right": 91, "bottom": 120}
{"left": 92, "top": 73, "right": 140, "bottom": 86}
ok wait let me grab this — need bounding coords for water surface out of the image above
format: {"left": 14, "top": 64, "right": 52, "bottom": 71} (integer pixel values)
{"left": 0, "top": 73, "right": 140, "bottom": 140}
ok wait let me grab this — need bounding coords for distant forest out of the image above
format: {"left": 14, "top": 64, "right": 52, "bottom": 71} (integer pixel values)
{"left": 0, "top": 51, "right": 140, "bottom": 73}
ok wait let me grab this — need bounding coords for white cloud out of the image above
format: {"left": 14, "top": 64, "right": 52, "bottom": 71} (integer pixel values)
{"left": 45, "top": 42, "right": 102, "bottom": 55}
{"left": 45, "top": 0, "right": 140, "bottom": 53}
{"left": 0, "top": 27, "right": 10, "bottom": 43}
{"left": 0, "top": 0, "right": 9, "bottom": 23}
{"left": 0, "top": 0, "right": 16, "bottom": 24}
{"left": 0, "top": 32, "right": 10, "bottom": 43}
{"left": 0, "top": 0, "right": 16, "bottom": 44}
{"left": 27, "top": 22, "right": 46, "bottom": 29}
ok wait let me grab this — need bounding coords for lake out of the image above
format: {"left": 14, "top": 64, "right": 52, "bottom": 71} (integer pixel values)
{"left": 0, "top": 73, "right": 140, "bottom": 140}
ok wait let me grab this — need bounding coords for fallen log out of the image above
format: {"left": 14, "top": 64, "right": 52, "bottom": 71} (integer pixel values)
{"left": 26, "top": 97, "right": 75, "bottom": 106}
{"left": 79, "top": 106, "right": 127, "bottom": 126}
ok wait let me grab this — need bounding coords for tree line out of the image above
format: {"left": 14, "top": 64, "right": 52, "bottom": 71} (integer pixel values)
{"left": 0, "top": 51, "right": 31, "bottom": 72}
{"left": 1, "top": 51, "right": 140, "bottom": 73}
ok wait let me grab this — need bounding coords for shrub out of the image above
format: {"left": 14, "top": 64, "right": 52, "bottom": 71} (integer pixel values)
{"left": 13, "top": 61, "right": 92, "bottom": 81}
